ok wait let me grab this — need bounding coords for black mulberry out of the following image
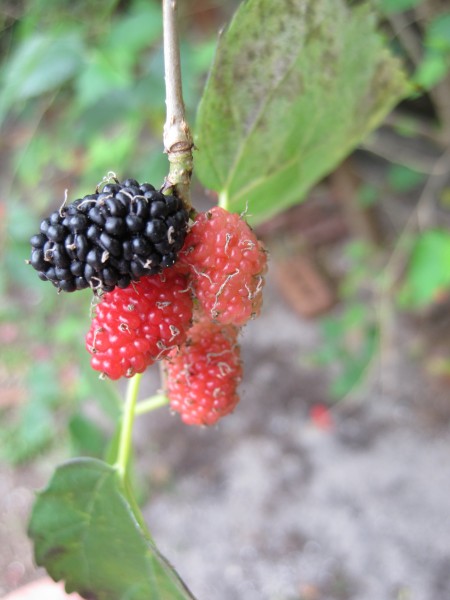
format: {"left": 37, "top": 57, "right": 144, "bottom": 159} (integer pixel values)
{"left": 28, "top": 179, "right": 189, "bottom": 293}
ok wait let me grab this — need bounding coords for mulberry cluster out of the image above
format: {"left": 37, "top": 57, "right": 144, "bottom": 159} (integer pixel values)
{"left": 84, "top": 205, "right": 267, "bottom": 425}
{"left": 28, "top": 179, "right": 189, "bottom": 293}
{"left": 29, "top": 183, "right": 268, "bottom": 426}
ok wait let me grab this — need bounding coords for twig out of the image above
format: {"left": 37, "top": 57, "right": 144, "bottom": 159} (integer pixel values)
{"left": 162, "top": 0, "right": 194, "bottom": 209}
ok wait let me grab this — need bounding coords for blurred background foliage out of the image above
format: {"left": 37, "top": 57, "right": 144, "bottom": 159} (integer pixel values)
{"left": 0, "top": 0, "right": 229, "bottom": 463}
{"left": 1, "top": 0, "right": 450, "bottom": 464}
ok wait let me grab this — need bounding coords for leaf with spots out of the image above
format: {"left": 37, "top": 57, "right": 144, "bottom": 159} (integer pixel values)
{"left": 195, "top": 0, "right": 409, "bottom": 224}
{"left": 28, "top": 458, "right": 196, "bottom": 600}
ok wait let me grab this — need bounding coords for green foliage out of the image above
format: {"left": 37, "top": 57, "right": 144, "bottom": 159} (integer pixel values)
{"left": 0, "top": 0, "right": 214, "bottom": 193}
{"left": 312, "top": 242, "right": 380, "bottom": 399}
{"left": 195, "top": 0, "right": 409, "bottom": 225}
{"left": 29, "top": 458, "right": 195, "bottom": 600}
{"left": 399, "top": 229, "right": 450, "bottom": 308}
{"left": 0, "top": 363, "right": 60, "bottom": 463}
{"left": 357, "top": 183, "right": 379, "bottom": 207}
{"left": 0, "top": 33, "right": 84, "bottom": 116}
{"left": 314, "top": 304, "right": 379, "bottom": 399}
{"left": 378, "top": 0, "right": 422, "bottom": 14}
{"left": 69, "top": 413, "right": 107, "bottom": 458}
{"left": 387, "top": 164, "right": 425, "bottom": 192}
{"left": 414, "top": 12, "right": 450, "bottom": 90}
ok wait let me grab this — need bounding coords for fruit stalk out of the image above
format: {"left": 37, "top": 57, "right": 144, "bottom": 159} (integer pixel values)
{"left": 162, "top": 0, "right": 193, "bottom": 209}
{"left": 115, "top": 372, "right": 142, "bottom": 482}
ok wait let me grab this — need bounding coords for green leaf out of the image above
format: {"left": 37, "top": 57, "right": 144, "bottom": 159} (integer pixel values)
{"left": 387, "top": 164, "right": 425, "bottom": 192}
{"left": 414, "top": 50, "right": 449, "bottom": 90}
{"left": 69, "top": 414, "right": 106, "bottom": 458}
{"left": 29, "top": 458, "right": 196, "bottom": 600}
{"left": 378, "top": 0, "right": 422, "bottom": 14}
{"left": 75, "top": 51, "right": 132, "bottom": 108}
{"left": 106, "top": 1, "right": 162, "bottom": 66}
{"left": 358, "top": 184, "right": 379, "bottom": 207}
{"left": 330, "top": 324, "right": 379, "bottom": 399}
{"left": 399, "top": 229, "right": 450, "bottom": 308}
{"left": 195, "top": 0, "right": 409, "bottom": 225}
{"left": 0, "top": 32, "right": 84, "bottom": 116}
{"left": 0, "top": 401, "right": 54, "bottom": 464}
{"left": 413, "top": 13, "right": 450, "bottom": 89}
{"left": 426, "top": 12, "right": 450, "bottom": 53}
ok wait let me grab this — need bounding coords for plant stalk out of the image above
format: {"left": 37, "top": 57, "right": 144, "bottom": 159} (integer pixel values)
{"left": 135, "top": 393, "right": 169, "bottom": 416}
{"left": 115, "top": 372, "right": 143, "bottom": 482}
{"left": 162, "top": 0, "right": 194, "bottom": 209}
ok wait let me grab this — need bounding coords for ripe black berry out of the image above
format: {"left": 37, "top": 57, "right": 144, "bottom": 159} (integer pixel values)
{"left": 28, "top": 178, "right": 189, "bottom": 293}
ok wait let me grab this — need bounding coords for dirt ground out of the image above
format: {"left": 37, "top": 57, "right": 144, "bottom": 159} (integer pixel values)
{"left": 2, "top": 265, "right": 450, "bottom": 600}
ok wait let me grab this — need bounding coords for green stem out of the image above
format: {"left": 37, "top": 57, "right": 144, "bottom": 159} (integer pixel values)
{"left": 218, "top": 190, "right": 229, "bottom": 211}
{"left": 114, "top": 372, "right": 143, "bottom": 482}
{"left": 135, "top": 393, "right": 169, "bottom": 416}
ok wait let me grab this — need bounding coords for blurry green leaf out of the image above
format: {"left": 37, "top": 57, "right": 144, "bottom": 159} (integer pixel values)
{"left": 378, "top": 0, "right": 422, "bottom": 14}
{"left": 6, "top": 201, "right": 38, "bottom": 240}
{"left": 18, "top": 0, "right": 120, "bottom": 36}
{"left": 426, "top": 12, "right": 450, "bottom": 52}
{"left": 388, "top": 164, "right": 425, "bottom": 192}
{"left": 72, "top": 90, "right": 138, "bottom": 142}
{"left": 391, "top": 116, "right": 421, "bottom": 138}
{"left": 321, "top": 316, "right": 345, "bottom": 340}
{"left": 0, "top": 386, "right": 55, "bottom": 464}
{"left": 330, "top": 324, "right": 379, "bottom": 398}
{"left": 29, "top": 459, "right": 196, "bottom": 599}
{"left": 180, "top": 39, "right": 217, "bottom": 114}
{"left": 12, "top": 133, "right": 57, "bottom": 189}
{"left": 53, "top": 313, "right": 91, "bottom": 346}
{"left": 342, "top": 303, "right": 368, "bottom": 328}
{"left": 106, "top": 1, "right": 162, "bottom": 68}
{"left": 77, "top": 367, "right": 122, "bottom": 420}
{"left": 28, "top": 362, "right": 61, "bottom": 407}
{"left": 1, "top": 362, "right": 62, "bottom": 462}
{"left": 439, "top": 186, "right": 450, "bottom": 208}
{"left": 104, "top": 421, "right": 123, "bottom": 465}
{"left": 84, "top": 126, "right": 140, "bottom": 180}
{"left": 358, "top": 184, "right": 379, "bottom": 207}
{"left": 75, "top": 52, "right": 131, "bottom": 108}
{"left": 399, "top": 229, "right": 450, "bottom": 308}
{"left": 343, "top": 240, "right": 372, "bottom": 262}
{"left": 195, "top": 0, "right": 409, "bottom": 225}
{"left": 69, "top": 413, "right": 106, "bottom": 457}
{"left": 137, "top": 148, "right": 168, "bottom": 186}
{"left": 310, "top": 344, "right": 340, "bottom": 366}
{"left": 414, "top": 13, "right": 450, "bottom": 90}
{"left": 0, "top": 33, "right": 84, "bottom": 115}
{"left": 414, "top": 50, "right": 449, "bottom": 90}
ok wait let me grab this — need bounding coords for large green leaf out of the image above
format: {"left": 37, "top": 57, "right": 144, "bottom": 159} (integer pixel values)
{"left": 29, "top": 458, "right": 196, "bottom": 600}
{"left": 195, "top": 0, "right": 409, "bottom": 224}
